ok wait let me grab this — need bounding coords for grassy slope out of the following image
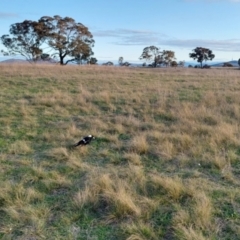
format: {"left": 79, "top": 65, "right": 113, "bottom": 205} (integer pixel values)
{"left": 0, "top": 64, "right": 240, "bottom": 240}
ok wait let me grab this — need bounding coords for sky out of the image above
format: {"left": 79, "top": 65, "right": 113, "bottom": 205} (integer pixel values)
{"left": 1, "top": 0, "right": 240, "bottom": 64}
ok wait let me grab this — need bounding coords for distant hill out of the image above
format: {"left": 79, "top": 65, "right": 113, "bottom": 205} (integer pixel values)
{"left": 0, "top": 58, "right": 57, "bottom": 64}
{"left": 0, "top": 58, "right": 28, "bottom": 64}
{"left": 211, "top": 60, "right": 239, "bottom": 67}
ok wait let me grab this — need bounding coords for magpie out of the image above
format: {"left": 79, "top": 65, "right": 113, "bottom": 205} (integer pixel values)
{"left": 74, "top": 135, "right": 95, "bottom": 147}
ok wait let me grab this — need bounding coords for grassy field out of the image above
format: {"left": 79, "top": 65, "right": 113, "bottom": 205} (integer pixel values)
{"left": 0, "top": 64, "right": 240, "bottom": 240}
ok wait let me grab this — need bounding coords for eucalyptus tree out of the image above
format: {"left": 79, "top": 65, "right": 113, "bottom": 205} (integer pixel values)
{"left": 118, "top": 56, "right": 124, "bottom": 65}
{"left": 161, "top": 50, "right": 176, "bottom": 67}
{"left": 38, "top": 15, "right": 95, "bottom": 65}
{"left": 139, "top": 46, "right": 162, "bottom": 67}
{"left": 189, "top": 47, "right": 215, "bottom": 68}
{"left": 1, "top": 15, "right": 95, "bottom": 65}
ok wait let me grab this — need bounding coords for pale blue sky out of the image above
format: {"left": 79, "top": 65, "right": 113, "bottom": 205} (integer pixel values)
{"left": 1, "top": 0, "right": 240, "bottom": 63}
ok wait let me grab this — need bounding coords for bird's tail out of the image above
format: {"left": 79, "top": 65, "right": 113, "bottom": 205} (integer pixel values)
{"left": 73, "top": 143, "right": 83, "bottom": 148}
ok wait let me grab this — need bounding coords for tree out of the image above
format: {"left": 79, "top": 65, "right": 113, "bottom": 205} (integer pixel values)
{"left": 102, "top": 61, "right": 114, "bottom": 66}
{"left": 118, "top": 56, "right": 124, "bottom": 65}
{"left": 223, "top": 62, "right": 233, "bottom": 67}
{"left": 1, "top": 16, "right": 95, "bottom": 65}
{"left": 88, "top": 57, "right": 97, "bottom": 65}
{"left": 75, "top": 50, "right": 93, "bottom": 65}
{"left": 121, "top": 62, "right": 131, "bottom": 67}
{"left": 161, "top": 50, "right": 176, "bottom": 67}
{"left": 189, "top": 47, "right": 215, "bottom": 68}
{"left": 171, "top": 61, "right": 178, "bottom": 67}
{"left": 40, "top": 53, "right": 50, "bottom": 61}
{"left": 139, "top": 46, "right": 161, "bottom": 67}
{"left": 178, "top": 61, "right": 185, "bottom": 67}
{"left": 38, "top": 15, "right": 94, "bottom": 65}
{"left": 1, "top": 20, "right": 45, "bottom": 62}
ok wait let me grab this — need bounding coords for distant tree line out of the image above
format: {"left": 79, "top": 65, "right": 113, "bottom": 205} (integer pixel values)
{"left": 138, "top": 45, "right": 216, "bottom": 68}
{"left": 2, "top": 15, "right": 239, "bottom": 69}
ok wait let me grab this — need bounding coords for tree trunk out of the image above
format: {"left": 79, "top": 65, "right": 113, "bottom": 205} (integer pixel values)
{"left": 60, "top": 56, "right": 64, "bottom": 65}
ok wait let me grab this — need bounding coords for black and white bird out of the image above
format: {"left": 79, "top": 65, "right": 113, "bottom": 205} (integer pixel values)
{"left": 74, "top": 135, "right": 95, "bottom": 147}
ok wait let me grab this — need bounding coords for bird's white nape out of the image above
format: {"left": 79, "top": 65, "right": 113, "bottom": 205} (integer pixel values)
{"left": 88, "top": 135, "right": 92, "bottom": 137}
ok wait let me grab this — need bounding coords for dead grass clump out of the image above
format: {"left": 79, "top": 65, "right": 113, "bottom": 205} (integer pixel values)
{"left": 0, "top": 182, "right": 43, "bottom": 208}
{"left": 212, "top": 154, "right": 229, "bottom": 170}
{"left": 8, "top": 140, "right": 32, "bottom": 154}
{"left": 3, "top": 204, "right": 50, "bottom": 238}
{"left": 112, "top": 123, "right": 125, "bottom": 134}
{"left": 213, "top": 122, "right": 239, "bottom": 147}
{"left": 159, "top": 139, "right": 175, "bottom": 159}
{"left": 42, "top": 170, "right": 71, "bottom": 190}
{"left": 127, "top": 164, "right": 147, "bottom": 193}
{"left": 110, "top": 181, "right": 141, "bottom": 218}
{"left": 2, "top": 125, "right": 15, "bottom": 137}
{"left": 47, "top": 147, "right": 69, "bottom": 161}
{"left": 131, "top": 135, "right": 149, "bottom": 155}
{"left": 193, "top": 192, "right": 213, "bottom": 229}
{"left": 125, "top": 221, "right": 158, "bottom": 240}
{"left": 78, "top": 84, "right": 93, "bottom": 102}
{"left": 173, "top": 133, "right": 193, "bottom": 153}
{"left": 174, "top": 225, "right": 206, "bottom": 240}
{"left": 98, "top": 90, "right": 112, "bottom": 104}
{"left": 124, "top": 152, "right": 142, "bottom": 165}
{"left": 106, "top": 134, "right": 119, "bottom": 145}
{"left": 33, "top": 90, "right": 73, "bottom": 107}
{"left": 121, "top": 116, "right": 141, "bottom": 130}
{"left": 67, "top": 154, "right": 84, "bottom": 169}
{"left": 149, "top": 174, "right": 186, "bottom": 201}
{"left": 173, "top": 191, "right": 218, "bottom": 239}
{"left": 90, "top": 118, "right": 109, "bottom": 132}
{"left": 66, "top": 123, "right": 81, "bottom": 138}
{"left": 74, "top": 172, "right": 142, "bottom": 219}
{"left": 221, "top": 164, "right": 235, "bottom": 182}
{"left": 26, "top": 166, "right": 50, "bottom": 183}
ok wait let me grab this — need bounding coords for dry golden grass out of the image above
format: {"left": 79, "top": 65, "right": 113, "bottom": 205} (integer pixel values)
{"left": 8, "top": 140, "right": 33, "bottom": 154}
{"left": 0, "top": 63, "right": 240, "bottom": 239}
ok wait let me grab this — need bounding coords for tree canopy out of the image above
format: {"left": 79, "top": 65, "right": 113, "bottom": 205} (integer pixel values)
{"left": 139, "top": 46, "right": 177, "bottom": 67}
{"left": 38, "top": 15, "right": 94, "bottom": 65}
{"left": 1, "top": 20, "right": 45, "bottom": 62}
{"left": 189, "top": 47, "right": 215, "bottom": 68}
{"left": 139, "top": 46, "right": 161, "bottom": 67}
{"left": 88, "top": 57, "right": 97, "bottom": 65}
{"left": 1, "top": 15, "right": 95, "bottom": 65}
{"left": 161, "top": 50, "right": 176, "bottom": 67}
{"left": 118, "top": 56, "right": 124, "bottom": 65}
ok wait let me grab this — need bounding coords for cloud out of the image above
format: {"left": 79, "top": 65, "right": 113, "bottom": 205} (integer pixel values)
{"left": 93, "top": 28, "right": 170, "bottom": 45}
{"left": 159, "top": 38, "right": 240, "bottom": 52}
{"left": 93, "top": 28, "right": 240, "bottom": 52}
{"left": 0, "top": 12, "right": 19, "bottom": 19}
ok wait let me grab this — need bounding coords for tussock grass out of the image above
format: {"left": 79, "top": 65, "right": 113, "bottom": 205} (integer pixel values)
{"left": 0, "top": 64, "right": 240, "bottom": 239}
{"left": 74, "top": 171, "right": 144, "bottom": 220}
{"left": 149, "top": 174, "right": 186, "bottom": 200}
{"left": 131, "top": 135, "right": 149, "bottom": 154}
{"left": 8, "top": 140, "right": 33, "bottom": 154}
